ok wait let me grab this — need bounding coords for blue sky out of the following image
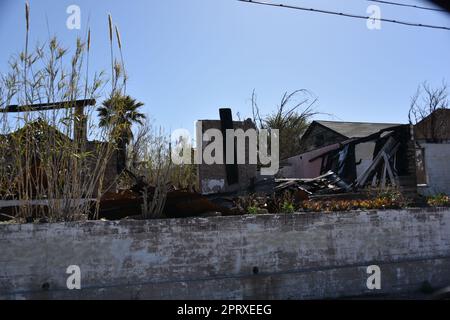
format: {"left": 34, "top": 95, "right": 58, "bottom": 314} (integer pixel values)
{"left": 0, "top": 0, "right": 449, "bottom": 131}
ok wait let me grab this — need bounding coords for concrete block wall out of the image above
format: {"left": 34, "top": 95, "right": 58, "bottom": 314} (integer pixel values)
{"left": 1, "top": 208, "right": 450, "bottom": 299}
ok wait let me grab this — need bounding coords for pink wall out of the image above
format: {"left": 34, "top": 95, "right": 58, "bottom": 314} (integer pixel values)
{"left": 279, "top": 143, "right": 341, "bottom": 178}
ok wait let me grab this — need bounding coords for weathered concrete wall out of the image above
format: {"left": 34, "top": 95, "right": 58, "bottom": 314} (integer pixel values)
{"left": 417, "top": 142, "right": 450, "bottom": 196}
{"left": 1, "top": 208, "right": 450, "bottom": 300}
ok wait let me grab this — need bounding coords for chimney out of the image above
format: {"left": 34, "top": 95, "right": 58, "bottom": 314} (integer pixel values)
{"left": 219, "top": 108, "right": 239, "bottom": 185}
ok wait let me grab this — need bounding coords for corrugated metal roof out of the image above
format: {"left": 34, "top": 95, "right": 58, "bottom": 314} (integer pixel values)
{"left": 315, "top": 120, "right": 402, "bottom": 138}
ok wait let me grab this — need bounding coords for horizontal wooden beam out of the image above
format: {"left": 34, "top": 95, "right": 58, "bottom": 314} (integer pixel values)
{"left": 0, "top": 99, "right": 96, "bottom": 113}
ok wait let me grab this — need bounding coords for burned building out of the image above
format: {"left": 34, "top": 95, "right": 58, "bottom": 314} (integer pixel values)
{"left": 279, "top": 120, "right": 418, "bottom": 197}
{"left": 194, "top": 107, "right": 450, "bottom": 199}
{"left": 282, "top": 121, "right": 404, "bottom": 180}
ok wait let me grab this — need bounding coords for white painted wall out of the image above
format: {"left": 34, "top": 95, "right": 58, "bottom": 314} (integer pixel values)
{"left": 417, "top": 142, "right": 450, "bottom": 196}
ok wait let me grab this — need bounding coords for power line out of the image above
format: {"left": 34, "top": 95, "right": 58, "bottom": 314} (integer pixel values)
{"left": 238, "top": 0, "right": 450, "bottom": 31}
{"left": 366, "top": 0, "right": 446, "bottom": 13}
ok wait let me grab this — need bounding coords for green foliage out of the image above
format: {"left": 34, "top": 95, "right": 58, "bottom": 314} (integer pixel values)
{"left": 427, "top": 193, "right": 450, "bottom": 207}
{"left": 268, "top": 191, "right": 297, "bottom": 213}
{"left": 281, "top": 201, "right": 295, "bottom": 214}
{"left": 98, "top": 93, "right": 146, "bottom": 173}
{"left": 301, "top": 196, "right": 405, "bottom": 212}
{"left": 247, "top": 206, "right": 259, "bottom": 215}
{"left": 97, "top": 93, "right": 146, "bottom": 144}
{"left": 236, "top": 194, "right": 268, "bottom": 215}
{"left": 373, "top": 188, "right": 403, "bottom": 202}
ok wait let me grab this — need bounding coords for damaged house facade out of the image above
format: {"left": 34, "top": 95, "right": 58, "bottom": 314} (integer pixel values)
{"left": 278, "top": 111, "right": 450, "bottom": 198}
{"left": 277, "top": 120, "right": 414, "bottom": 197}
{"left": 196, "top": 108, "right": 450, "bottom": 199}
{"left": 280, "top": 120, "right": 403, "bottom": 180}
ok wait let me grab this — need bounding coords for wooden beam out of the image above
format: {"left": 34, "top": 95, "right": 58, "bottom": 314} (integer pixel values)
{"left": 1, "top": 99, "right": 96, "bottom": 113}
{"left": 355, "top": 137, "right": 399, "bottom": 188}
{"left": 383, "top": 152, "right": 397, "bottom": 187}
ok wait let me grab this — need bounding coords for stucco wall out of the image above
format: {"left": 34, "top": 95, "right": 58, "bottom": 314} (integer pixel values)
{"left": 417, "top": 142, "right": 450, "bottom": 196}
{"left": 1, "top": 208, "right": 450, "bottom": 300}
{"left": 278, "top": 143, "right": 340, "bottom": 179}
{"left": 279, "top": 141, "right": 377, "bottom": 180}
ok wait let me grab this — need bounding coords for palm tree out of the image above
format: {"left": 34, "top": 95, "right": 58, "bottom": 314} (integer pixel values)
{"left": 98, "top": 93, "right": 146, "bottom": 173}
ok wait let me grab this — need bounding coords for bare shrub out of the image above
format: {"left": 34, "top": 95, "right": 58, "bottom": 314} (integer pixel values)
{"left": 251, "top": 89, "right": 319, "bottom": 160}
{"left": 409, "top": 81, "right": 448, "bottom": 125}
{"left": 126, "top": 120, "right": 198, "bottom": 218}
{"left": 408, "top": 81, "right": 449, "bottom": 142}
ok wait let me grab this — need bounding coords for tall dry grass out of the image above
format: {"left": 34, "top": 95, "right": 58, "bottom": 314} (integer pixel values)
{"left": 0, "top": 4, "right": 126, "bottom": 222}
{"left": 0, "top": 3, "right": 198, "bottom": 222}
